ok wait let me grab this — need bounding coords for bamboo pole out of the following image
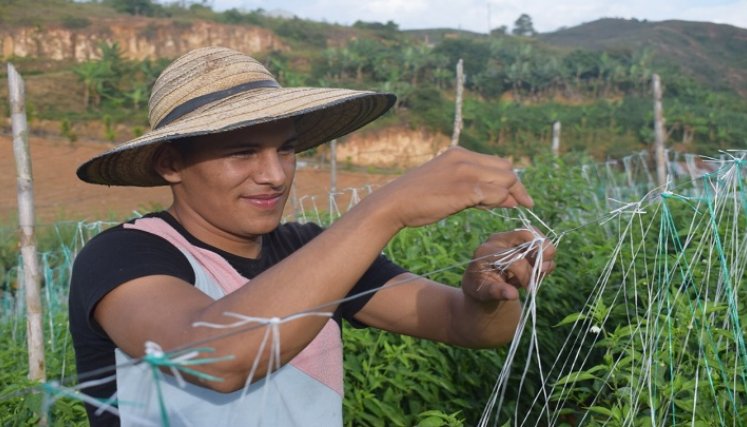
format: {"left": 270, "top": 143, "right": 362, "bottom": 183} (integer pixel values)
{"left": 451, "top": 59, "right": 464, "bottom": 147}
{"left": 551, "top": 121, "right": 561, "bottom": 157}
{"left": 7, "top": 63, "right": 46, "bottom": 382}
{"left": 653, "top": 74, "right": 667, "bottom": 188}
{"left": 289, "top": 182, "right": 299, "bottom": 222}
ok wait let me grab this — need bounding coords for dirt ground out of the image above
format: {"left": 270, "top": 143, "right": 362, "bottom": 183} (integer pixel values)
{"left": 0, "top": 134, "right": 397, "bottom": 228}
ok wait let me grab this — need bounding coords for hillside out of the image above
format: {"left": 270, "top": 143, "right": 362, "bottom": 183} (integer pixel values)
{"left": 541, "top": 18, "right": 747, "bottom": 96}
{"left": 0, "top": 1, "right": 746, "bottom": 161}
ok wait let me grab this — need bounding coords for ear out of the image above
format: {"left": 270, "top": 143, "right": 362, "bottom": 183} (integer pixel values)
{"left": 153, "top": 145, "right": 184, "bottom": 184}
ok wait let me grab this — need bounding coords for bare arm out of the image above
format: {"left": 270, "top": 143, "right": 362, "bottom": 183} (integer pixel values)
{"left": 355, "top": 230, "right": 556, "bottom": 348}
{"left": 94, "top": 147, "right": 533, "bottom": 392}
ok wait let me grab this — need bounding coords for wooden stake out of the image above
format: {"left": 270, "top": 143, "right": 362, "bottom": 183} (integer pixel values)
{"left": 7, "top": 63, "right": 46, "bottom": 382}
{"left": 653, "top": 74, "right": 667, "bottom": 188}
{"left": 289, "top": 182, "right": 299, "bottom": 222}
{"left": 551, "top": 121, "right": 561, "bottom": 157}
{"left": 329, "top": 139, "right": 337, "bottom": 219}
{"left": 451, "top": 59, "right": 464, "bottom": 147}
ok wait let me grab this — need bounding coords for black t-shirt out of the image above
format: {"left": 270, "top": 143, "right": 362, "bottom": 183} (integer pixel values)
{"left": 68, "top": 211, "right": 406, "bottom": 426}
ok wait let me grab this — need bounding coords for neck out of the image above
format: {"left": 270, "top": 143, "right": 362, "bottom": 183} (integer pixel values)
{"left": 167, "top": 206, "right": 264, "bottom": 259}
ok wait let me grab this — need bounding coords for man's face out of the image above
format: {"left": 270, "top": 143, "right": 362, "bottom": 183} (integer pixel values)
{"left": 168, "top": 119, "right": 298, "bottom": 243}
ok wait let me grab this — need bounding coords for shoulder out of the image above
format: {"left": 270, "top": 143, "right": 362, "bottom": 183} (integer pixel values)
{"left": 74, "top": 222, "right": 180, "bottom": 265}
{"left": 71, "top": 218, "right": 195, "bottom": 297}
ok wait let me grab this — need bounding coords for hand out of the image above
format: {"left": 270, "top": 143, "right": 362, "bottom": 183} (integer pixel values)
{"left": 461, "top": 229, "right": 556, "bottom": 302}
{"left": 371, "top": 147, "right": 534, "bottom": 229}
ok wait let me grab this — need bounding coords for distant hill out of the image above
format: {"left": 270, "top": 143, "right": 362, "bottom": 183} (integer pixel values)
{"left": 540, "top": 18, "right": 747, "bottom": 96}
{"left": 403, "top": 28, "right": 484, "bottom": 45}
{"left": 1, "top": 2, "right": 745, "bottom": 156}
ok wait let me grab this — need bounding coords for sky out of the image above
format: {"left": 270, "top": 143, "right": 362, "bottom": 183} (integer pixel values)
{"left": 205, "top": 0, "right": 747, "bottom": 34}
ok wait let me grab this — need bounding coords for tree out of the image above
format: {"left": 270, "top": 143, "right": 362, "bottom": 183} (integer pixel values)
{"left": 106, "top": 0, "right": 163, "bottom": 16}
{"left": 490, "top": 25, "right": 508, "bottom": 36}
{"left": 433, "top": 39, "right": 492, "bottom": 87}
{"left": 73, "top": 60, "right": 109, "bottom": 109}
{"left": 512, "top": 13, "right": 536, "bottom": 37}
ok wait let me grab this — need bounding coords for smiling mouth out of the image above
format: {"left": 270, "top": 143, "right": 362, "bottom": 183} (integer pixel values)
{"left": 243, "top": 193, "right": 284, "bottom": 209}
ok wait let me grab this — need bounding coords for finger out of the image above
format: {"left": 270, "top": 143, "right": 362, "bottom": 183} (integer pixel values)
{"left": 540, "top": 238, "right": 557, "bottom": 260}
{"left": 503, "top": 258, "right": 534, "bottom": 289}
{"left": 469, "top": 272, "right": 520, "bottom": 301}
{"left": 483, "top": 229, "right": 537, "bottom": 251}
{"left": 469, "top": 171, "right": 521, "bottom": 209}
{"left": 504, "top": 228, "right": 554, "bottom": 266}
{"left": 476, "top": 229, "right": 537, "bottom": 259}
{"left": 541, "top": 260, "right": 556, "bottom": 274}
{"left": 476, "top": 191, "right": 518, "bottom": 209}
{"left": 528, "top": 239, "right": 556, "bottom": 274}
{"left": 485, "top": 280, "right": 520, "bottom": 301}
{"left": 509, "top": 181, "right": 534, "bottom": 208}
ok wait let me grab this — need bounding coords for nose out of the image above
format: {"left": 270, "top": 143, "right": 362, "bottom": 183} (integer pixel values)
{"left": 255, "top": 149, "right": 290, "bottom": 188}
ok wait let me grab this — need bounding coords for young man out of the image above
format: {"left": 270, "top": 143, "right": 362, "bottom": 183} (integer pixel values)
{"left": 70, "top": 47, "right": 555, "bottom": 426}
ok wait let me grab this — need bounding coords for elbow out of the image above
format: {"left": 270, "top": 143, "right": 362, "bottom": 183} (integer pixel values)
{"left": 193, "top": 369, "right": 264, "bottom": 394}
{"left": 205, "top": 375, "right": 248, "bottom": 394}
{"left": 182, "top": 358, "right": 268, "bottom": 394}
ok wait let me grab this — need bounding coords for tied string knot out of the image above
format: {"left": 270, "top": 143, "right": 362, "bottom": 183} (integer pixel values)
{"left": 660, "top": 191, "right": 693, "bottom": 202}
{"left": 603, "top": 198, "right": 647, "bottom": 223}
{"left": 39, "top": 378, "right": 132, "bottom": 422}
{"left": 193, "top": 311, "right": 333, "bottom": 402}
{"left": 142, "top": 341, "right": 234, "bottom": 388}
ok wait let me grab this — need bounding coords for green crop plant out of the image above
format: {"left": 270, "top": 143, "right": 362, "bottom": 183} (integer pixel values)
{"left": 1, "top": 155, "right": 746, "bottom": 425}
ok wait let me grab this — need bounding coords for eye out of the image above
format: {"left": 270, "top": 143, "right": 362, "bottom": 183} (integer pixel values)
{"left": 229, "top": 148, "right": 259, "bottom": 158}
{"left": 278, "top": 142, "right": 297, "bottom": 155}
{"left": 278, "top": 146, "right": 295, "bottom": 156}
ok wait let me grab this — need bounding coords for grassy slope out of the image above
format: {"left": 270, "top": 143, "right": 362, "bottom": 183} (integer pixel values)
{"left": 540, "top": 18, "right": 747, "bottom": 95}
{"left": 0, "top": 0, "right": 119, "bottom": 26}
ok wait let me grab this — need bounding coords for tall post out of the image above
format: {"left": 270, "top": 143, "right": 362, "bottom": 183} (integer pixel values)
{"left": 329, "top": 139, "right": 337, "bottom": 218}
{"left": 551, "top": 121, "right": 561, "bottom": 157}
{"left": 289, "top": 182, "right": 299, "bottom": 222}
{"left": 653, "top": 74, "right": 667, "bottom": 188}
{"left": 451, "top": 59, "right": 464, "bottom": 147}
{"left": 7, "top": 63, "right": 45, "bottom": 382}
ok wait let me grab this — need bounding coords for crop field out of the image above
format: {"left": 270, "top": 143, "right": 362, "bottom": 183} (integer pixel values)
{"left": 1, "top": 151, "right": 745, "bottom": 426}
{"left": 1, "top": 1, "right": 746, "bottom": 424}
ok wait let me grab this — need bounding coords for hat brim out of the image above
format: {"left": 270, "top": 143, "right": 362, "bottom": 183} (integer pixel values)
{"left": 77, "top": 87, "right": 396, "bottom": 186}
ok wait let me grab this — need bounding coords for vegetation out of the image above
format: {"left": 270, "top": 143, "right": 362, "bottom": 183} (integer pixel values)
{"left": 0, "top": 0, "right": 745, "bottom": 156}
{"left": 0, "top": 1, "right": 745, "bottom": 425}
{"left": 2, "top": 155, "right": 745, "bottom": 425}
{"left": 0, "top": 156, "right": 592, "bottom": 425}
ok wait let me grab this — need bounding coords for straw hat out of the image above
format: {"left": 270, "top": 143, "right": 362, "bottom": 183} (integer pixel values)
{"left": 76, "top": 46, "right": 396, "bottom": 186}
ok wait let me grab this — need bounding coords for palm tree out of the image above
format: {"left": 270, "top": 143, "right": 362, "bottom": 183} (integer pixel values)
{"left": 73, "top": 60, "right": 109, "bottom": 109}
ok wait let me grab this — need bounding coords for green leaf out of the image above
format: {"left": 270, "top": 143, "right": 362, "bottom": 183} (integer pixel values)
{"left": 586, "top": 406, "right": 614, "bottom": 417}
{"left": 418, "top": 417, "right": 446, "bottom": 427}
{"left": 555, "top": 312, "right": 586, "bottom": 327}
{"left": 554, "top": 371, "right": 598, "bottom": 386}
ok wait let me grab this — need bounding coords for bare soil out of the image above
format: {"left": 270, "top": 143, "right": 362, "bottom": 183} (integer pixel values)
{"left": 0, "top": 134, "right": 396, "bottom": 228}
